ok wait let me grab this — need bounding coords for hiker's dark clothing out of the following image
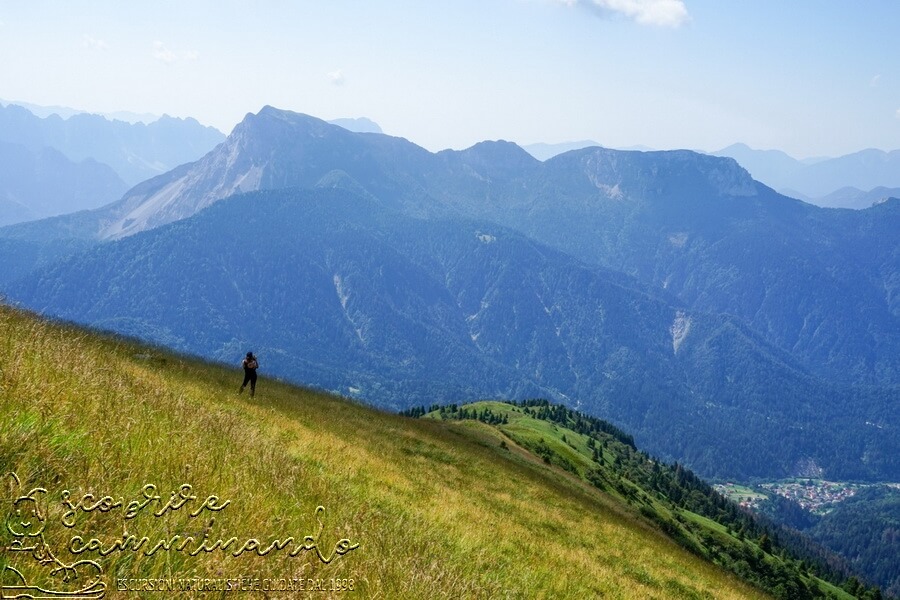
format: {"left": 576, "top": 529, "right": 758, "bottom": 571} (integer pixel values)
{"left": 240, "top": 356, "right": 259, "bottom": 395}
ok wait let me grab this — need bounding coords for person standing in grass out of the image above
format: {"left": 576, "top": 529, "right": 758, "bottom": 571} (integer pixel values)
{"left": 239, "top": 351, "right": 259, "bottom": 397}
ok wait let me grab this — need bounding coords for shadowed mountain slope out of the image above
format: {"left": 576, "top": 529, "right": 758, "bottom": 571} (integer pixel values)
{"left": 7, "top": 188, "right": 897, "bottom": 482}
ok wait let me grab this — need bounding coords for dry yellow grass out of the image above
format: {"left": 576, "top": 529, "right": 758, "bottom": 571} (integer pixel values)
{"left": 0, "top": 306, "right": 770, "bottom": 599}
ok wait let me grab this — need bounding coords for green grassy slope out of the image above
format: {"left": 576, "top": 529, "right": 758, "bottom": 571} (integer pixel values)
{"left": 418, "top": 401, "right": 866, "bottom": 600}
{"left": 0, "top": 305, "right": 773, "bottom": 599}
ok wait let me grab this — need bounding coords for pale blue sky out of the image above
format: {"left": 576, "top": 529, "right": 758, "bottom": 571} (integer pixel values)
{"left": 1, "top": 1, "right": 898, "bottom": 158}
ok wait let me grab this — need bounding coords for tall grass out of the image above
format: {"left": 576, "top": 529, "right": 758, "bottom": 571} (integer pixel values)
{"left": 0, "top": 306, "right": 769, "bottom": 598}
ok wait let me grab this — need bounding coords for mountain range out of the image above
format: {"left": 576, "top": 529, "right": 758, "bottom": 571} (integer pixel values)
{"left": 0, "top": 103, "right": 396, "bottom": 228}
{"left": 3, "top": 106, "right": 898, "bottom": 592}
{"left": 0, "top": 97, "right": 161, "bottom": 123}
{"left": 0, "top": 140, "right": 127, "bottom": 226}
{"left": 2, "top": 107, "right": 897, "bottom": 484}
{"left": 796, "top": 186, "right": 900, "bottom": 210}
{"left": 529, "top": 140, "right": 900, "bottom": 207}
{"left": 0, "top": 102, "right": 226, "bottom": 187}
{"left": 714, "top": 142, "right": 900, "bottom": 204}
{"left": 11, "top": 107, "right": 895, "bottom": 386}
{"left": 521, "top": 139, "right": 604, "bottom": 161}
{"left": 11, "top": 185, "right": 897, "bottom": 481}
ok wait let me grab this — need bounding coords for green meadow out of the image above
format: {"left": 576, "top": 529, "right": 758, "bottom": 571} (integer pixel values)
{"left": 716, "top": 483, "right": 769, "bottom": 505}
{"left": 422, "top": 401, "right": 859, "bottom": 600}
{"left": 2, "top": 304, "right": 776, "bottom": 598}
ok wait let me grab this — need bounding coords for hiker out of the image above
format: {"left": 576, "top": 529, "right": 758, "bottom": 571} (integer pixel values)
{"left": 239, "top": 351, "right": 259, "bottom": 397}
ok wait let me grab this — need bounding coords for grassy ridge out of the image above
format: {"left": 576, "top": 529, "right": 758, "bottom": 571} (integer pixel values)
{"left": 0, "top": 305, "right": 769, "bottom": 598}
{"left": 420, "top": 401, "right": 861, "bottom": 599}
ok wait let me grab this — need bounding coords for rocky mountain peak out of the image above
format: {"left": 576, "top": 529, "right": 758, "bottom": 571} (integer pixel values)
{"left": 567, "top": 147, "right": 758, "bottom": 200}
{"left": 453, "top": 140, "right": 540, "bottom": 180}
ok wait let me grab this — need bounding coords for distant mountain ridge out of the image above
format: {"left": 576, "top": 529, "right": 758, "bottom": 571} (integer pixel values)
{"left": 714, "top": 142, "right": 900, "bottom": 203}
{"left": 0, "top": 141, "right": 126, "bottom": 226}
{"left": 53, "top": 108, "right": 763, "bottom": 241}
{"left": 0, "top": 102, "right": 226, "bottom": 186}
{"left": 0, "top": 97, "right": 160, "bottom": 123}
{"left": 522, "top": 139, "right": 602, "bottom": 161}
{"left": 80, "top": 106, "right": 437, "bottom": 239}
{"left": 327, "top": 116, "right": 383, "bottom": 134}
{"left": 811, "top": 186, "right": 900, "bottom": 210}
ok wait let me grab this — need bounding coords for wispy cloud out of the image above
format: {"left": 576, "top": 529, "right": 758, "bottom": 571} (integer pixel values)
{"left": 82, "top": 35, "right": 109, "bottom": 51}
{"left": 328, "top": 69, "right": 346, "bottom": 86}
{"left": 871, "top": 74, "right": 881, "bottom": 87}
{"left": 895, "top": 108, "right": 900, "bottom": 120}
{"left": 153, "top": 41, "right": 177, "bottom": 64}
{"left": 556, "top": 0, "right": 689, "bottom": 28}
{"left": 153, "top": 41, "right": 199, "bottom": 64}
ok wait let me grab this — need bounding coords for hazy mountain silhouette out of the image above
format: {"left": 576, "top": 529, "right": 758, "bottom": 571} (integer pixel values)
{"left": 808, "top": 186, "right": 900, "bottom": 210}
{"left": 0, "top": 97, "right": 159, "bottom": 123}
{"left": 715, "top": 142, "right": 900, "bottom": 201}
{"left": 0, "top": 141, "right": 127, "bottom": 226}
{"left": 328, "top": 116, "right": 383, "bottom": 134}
{"left": 522, "top": 140, "right": 602, "bottom": 161}
{"left": 0, "top": 102, "right": 225, "bottom": 185}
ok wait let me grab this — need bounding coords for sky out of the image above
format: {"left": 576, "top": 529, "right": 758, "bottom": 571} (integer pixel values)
{"left": 2, "top": 1, "right": 900, "bottom": 159}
